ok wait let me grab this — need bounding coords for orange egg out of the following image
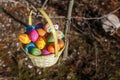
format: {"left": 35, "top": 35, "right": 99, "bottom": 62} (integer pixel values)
{"left": 37, "top": 28, "right": 46, "bottom": 37}
{"left": 58, "top": 40, "right": 64, "bottom": 49}
{"left": 48, "top": 44, "right": 54, "bottom": 53}
{"left": 47, "top": 44, "right": 60, "bottom": 53}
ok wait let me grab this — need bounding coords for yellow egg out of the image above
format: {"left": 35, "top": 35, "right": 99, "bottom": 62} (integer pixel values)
{"left": 35, "top": 37, "right": 46, "bottom": 49}
{"left": 18, "top": 34, "right": 31, "bottom": 44}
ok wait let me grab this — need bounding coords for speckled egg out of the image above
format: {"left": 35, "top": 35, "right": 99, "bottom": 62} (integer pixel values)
{"left": 35, "top": 37, "right": 46, "bottom": 49}
{"left": 30, "top": 48, "right": 42, "bottom": 56}
{"left": 29, "top": 30, "right": 39, "bottom": 42}
{"left": 18, "top": 34, "right": 31, "bottom": 44}
{"left": 25, "top": 42, "right": 36, "bottom": 53}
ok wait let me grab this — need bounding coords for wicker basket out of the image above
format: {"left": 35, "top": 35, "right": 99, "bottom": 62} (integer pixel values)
{"left": 20, "top": 8, "right": 65, "bottom": 68}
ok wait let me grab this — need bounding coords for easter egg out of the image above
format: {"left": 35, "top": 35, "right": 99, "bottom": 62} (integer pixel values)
{"left": 26, "top": 25, "right": 35, "bottom": 33}
{"left": 29, "top": 30, "right": 39, "bottom": 42}
{"left": 25, "top": 42, "right": 36, "bottom": 53}
{"left": 47, "top": 44, "right": 60, "bottom": 53}
{"left": 37, "top": 28, "right": 46, "bottom": 37}
{"left": 57, "top": 30, "right": 64, "bottom": 39}
{"left": 30, "top": 48, "right": 42, "bottom": 56}
{"left": 35, "top": 23, "right": 43, "bottom": 29}
{"left": 42, "top": 49, "right": 51, "bottom": 55}
{"left": 58, "top": 40, "right": 64, "bottom": 49}
{"left": 47, "top": 34, "right": 54, "bottom": 42}
{"left": 44, "top": 23, "right": 52, "bottom": 33}
{"left": 48, "top": 44, "right": 54, "bottom": 53}
{"left": 18, "top": 34, "right": 31, "bottom": 44}
{"left": 35, "top": 37, "right": 46, "bottom": 49}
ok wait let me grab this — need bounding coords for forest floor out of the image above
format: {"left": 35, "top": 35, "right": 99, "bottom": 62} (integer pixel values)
{"left": 0, "top": 0, "right": 120, "bottom": 80}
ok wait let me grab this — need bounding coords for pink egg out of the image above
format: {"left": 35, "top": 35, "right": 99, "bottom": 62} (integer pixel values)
{"left": 44, "top": 23, "right": 52, "bottom": 33}
{"left": 42, "top": 49, "right": 51, "bottom": 55}
{"left": 29, "top": 30, "right": 39, "bottom": 42}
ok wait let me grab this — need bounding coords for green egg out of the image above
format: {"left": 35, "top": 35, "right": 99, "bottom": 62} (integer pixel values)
{"left": 30, "top": 48, "right": 42, "bottom": 56}
{"left": 47, "top": 34, "right": 54, "bottom": 42}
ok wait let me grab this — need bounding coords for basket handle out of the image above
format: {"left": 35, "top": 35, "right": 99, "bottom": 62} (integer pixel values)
{"left": 28, "top": 8, "right": 58, "bottom": 57}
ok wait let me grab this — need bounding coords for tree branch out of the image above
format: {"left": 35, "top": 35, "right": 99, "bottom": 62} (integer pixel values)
{"left": 63, "top": 0, "right": 74, "bottom": 60}
{"left": 41, "top": 0, "right": 48, "bottom": 9}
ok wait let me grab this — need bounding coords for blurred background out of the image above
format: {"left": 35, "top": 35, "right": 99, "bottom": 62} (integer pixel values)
{"left": 0, "top": 0, "right": 120, "bottom": 80}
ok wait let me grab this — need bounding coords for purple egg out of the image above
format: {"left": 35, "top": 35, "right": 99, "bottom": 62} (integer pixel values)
{"left": 42, "top": 49, "right": 51, "bottom": 55}
{"left": 35, "top": 23, "right": 43, "bottom": 29}
{"left": 29, "top": 30, "right": 39, "bottom": 42}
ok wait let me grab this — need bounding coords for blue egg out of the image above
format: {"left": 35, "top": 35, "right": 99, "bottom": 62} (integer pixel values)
{"left": 35, "top": 23, "right": 43, "bottom": 29}
{"left": 26, "top": 25, "right": 35, "bottom": 33}
{"left": 25, "top": 42, "right": 36, "bottom": 53}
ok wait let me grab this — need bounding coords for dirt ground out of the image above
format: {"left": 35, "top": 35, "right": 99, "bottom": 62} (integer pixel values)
{"left": 0, "top": 0, "right": 120, "bottom": 80}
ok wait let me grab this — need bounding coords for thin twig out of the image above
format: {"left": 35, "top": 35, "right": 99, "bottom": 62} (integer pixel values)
{"left": 81, "top": 7, "right": 120, "bottom": 20}
{"left": 5, "top": 0, "right": 120, "bottom": 20}
{"left": 72, "top": 24, "right": 83, "bottom": 33}
{"left": 2, "top": 1, "right": 120, "bottom": 30}
{"left": 35, "top": 7, "right": 120, "bottom": 19}
{"left": 109, "top": 7, "right": 120, "bottom": 14}
{"left": 41, "top": 0, "right": 48, "bottom": 9}
{"left": 36, "top": 5, "right": 120, "bottom": 19}
{"left": 94, "top": 42, "right": 99, "bottom": 74}
{"left": 37, "top": 15, "right": 66, "bottom": 19}
{"left": 63, "top": 0, "right": 74, "bottom": 59}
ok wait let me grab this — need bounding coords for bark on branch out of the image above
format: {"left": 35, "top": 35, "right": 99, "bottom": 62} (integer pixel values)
{"left": 63, "top": 0, "right": 74, "bottom": 59}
